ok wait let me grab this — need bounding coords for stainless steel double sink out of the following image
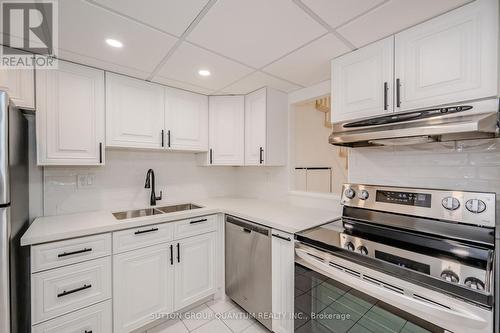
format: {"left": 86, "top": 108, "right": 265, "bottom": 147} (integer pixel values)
{"left": 112, "top": 203, "right": 202, "bottom": 220}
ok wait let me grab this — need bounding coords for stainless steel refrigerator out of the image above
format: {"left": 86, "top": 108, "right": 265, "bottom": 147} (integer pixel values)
{"left": 0, "top": 91, "right": 30, "bottom": 333}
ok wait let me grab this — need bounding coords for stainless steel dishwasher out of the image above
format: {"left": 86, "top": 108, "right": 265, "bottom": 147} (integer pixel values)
{"left": 225, "top": 215, "right": 272, "bottom": 330}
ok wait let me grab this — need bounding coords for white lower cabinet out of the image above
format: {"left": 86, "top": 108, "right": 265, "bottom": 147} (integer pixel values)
{"left": 271, "top": 230, "right": 295, "bottom": 333}
{"left": 32, "top": 300, "right": 112, "bottom": 333}
{"left": 174, "top": 232, "right": 216, "bottom": 310}
{"left": 113, "top": 242, "right": 174, "bottom": 333}
{"left": 31, "top": 256, "right": 112, "bottom": 324}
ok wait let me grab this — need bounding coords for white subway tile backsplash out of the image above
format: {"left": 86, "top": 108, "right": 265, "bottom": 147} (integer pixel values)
{"left": 349, "top": 138, "right": 500, "bottom": 193}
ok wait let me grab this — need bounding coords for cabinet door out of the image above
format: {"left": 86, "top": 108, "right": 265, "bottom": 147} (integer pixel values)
{"left": 208, "top": 96, "right": 244, "bottom": 165}
{"left": 106, "top": 73, "right": 165, "bottom": 149}
{"left": 165, "top": 87, "right": 208, "bottom": 151}
{"left": 174, "top": 232, "right": 216, "bottom": 311}
{"left": 245, "top": 88, "right": 267, "bottom": 165}
{"left": 36, "top": 60, "right": 105, "bottom": 165}
{"left": 332, "top": 36, "right": 394, "bottom": 122}
{"left": 0, "top": 48, "right": 34, "bottom": 109}
{"left": 113, "top": 243, "right": 174, "bottom": 333}
{"left": 271, "top": 231, "right": 294, "bottom": 333}
{"left": 395, "top": 0, "right": 498, "bottom": 111}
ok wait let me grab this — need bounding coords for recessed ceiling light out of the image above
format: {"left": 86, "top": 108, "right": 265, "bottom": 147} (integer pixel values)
{"left": 198, "top": 69, "right": 211, "bottom": 77}
{"left": 106, "top": 38, "right": 123, "bottom": 48}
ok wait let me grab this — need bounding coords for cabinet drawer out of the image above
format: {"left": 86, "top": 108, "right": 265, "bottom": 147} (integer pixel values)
{"left": 32, "top": 257, "right": 112, "bottom": 324}
{"left": 113, "top": 223, "right": 174, "bottom": 254}
{"left": 173, "top": 215, "right": 217, "bottom": 240}
{"left": 31, "top": 234, "right": 111, "bottom": 272}
{"left": 32, "top": 300, "right": 112, "bottom": 333}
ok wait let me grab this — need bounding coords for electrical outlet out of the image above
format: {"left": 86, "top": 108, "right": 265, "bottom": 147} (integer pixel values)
{"left": 77, "top": 175, "right": 95, "bottom": 188}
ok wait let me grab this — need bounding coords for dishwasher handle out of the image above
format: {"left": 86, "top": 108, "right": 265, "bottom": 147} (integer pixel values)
{"left": 226, "top": 215, "right": 270, "bottom": 236}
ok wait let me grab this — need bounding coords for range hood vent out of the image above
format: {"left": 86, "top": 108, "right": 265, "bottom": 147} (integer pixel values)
{"left": 329, "top": 99, "right": 499, "bottom": 148}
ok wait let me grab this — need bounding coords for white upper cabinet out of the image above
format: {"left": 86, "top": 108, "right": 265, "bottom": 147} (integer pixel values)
{"left": 395, "top": 0, "right": 498, "bottom": 111}
{"left": 36, "top": 60, "right": 105, "bottom": 165}
{"left": 206, "top": 95, "right": 245, "bottom": 166}
{"left": 332, "top": 36, "right": 394, "bottom": 122}
{"left": 106, "top": 73, "right": 165, "bottom": 149}
{"left": 245, "top": 87, "right": 287, "bottom": 166}
{"left": 165, "top": 87, "right": 208, "bottom": 152}
{"left": 0, "top": 48, "right": 34, "bottom": 109}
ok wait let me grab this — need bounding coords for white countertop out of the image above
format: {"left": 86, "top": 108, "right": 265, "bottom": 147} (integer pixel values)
{"left": 21, "top": 197, "right": 342, "bottom": 246}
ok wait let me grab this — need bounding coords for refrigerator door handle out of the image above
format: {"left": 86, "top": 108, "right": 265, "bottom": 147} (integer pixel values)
{"left": 0, "top": 207, "right": 10, "bottom": 333}
{"left": 0, "top": 92, "right": 9, "bottom": 204}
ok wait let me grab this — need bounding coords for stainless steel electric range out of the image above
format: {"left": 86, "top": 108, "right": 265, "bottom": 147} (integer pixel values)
{"left": 295, "top": 184, "right": 496, "bottom": 333}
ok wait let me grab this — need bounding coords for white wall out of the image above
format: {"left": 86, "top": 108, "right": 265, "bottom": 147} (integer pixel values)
{"left": 349, "top": 138, "right": 500, "bottom": 193}
{"left": 43, "top": 150, "right": 237, "bottom": 216}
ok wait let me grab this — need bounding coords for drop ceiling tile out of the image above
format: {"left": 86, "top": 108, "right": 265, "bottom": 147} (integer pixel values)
{"left": 155, "top": 42, "right": 253, "bottom": 91}
{"left": 58, "top": 0, "right": 178, "bottom": 74}
{"left": 90, "top": 0, "right": 209, "bottom": 36}
{"left": 187, "top": 0, "right": 327, "bottom": 68}
{"left": 263, "top": 34, "right": 350, "bottom": 87}
{"left": 151, "top": 76, "right": 213, "bottom": 95}
{"left": 221, "top": 71, "right": 302, "bottom": 95}
{"left": 58, "top": 49, "right": 152, "bottom": 79}
{"left": 337, "top": 0, "right": 473, "bottom": 47}
{"left": 301, "top": 0, "right": 386, "bottom": 28}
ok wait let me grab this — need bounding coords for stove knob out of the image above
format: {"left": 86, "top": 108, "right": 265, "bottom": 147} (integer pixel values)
{"left": 344, "top": 188, "right": 356, "bottom": 199}
{"left": 344, "top": 242, "right": 355, "bottom": 251}
{"left": 441, "top": 197, "right": 460, "bottom": 211}
{"left": 464, "top": 277, "right": 485, "bottom": 291}
{"left": 465, "top": 199, "right": 486, "bottom": 214}
{"left": 357, "top": 245, "right": 368, "bottom": 255}
{"left": 440, "top": 270, "right": 459, "bottom": 283}
{"left": 358, "top": 190, "right": 369, "bottom": 200}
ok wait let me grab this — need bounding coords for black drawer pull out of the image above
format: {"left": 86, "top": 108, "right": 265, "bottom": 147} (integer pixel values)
{"left": 85, "top": 331, "right": 93, "bottom": 333}
{"left": 57, "top": 284, "right": 92, "bottom": 298}
{"left": 272, "top": 233, "right": 291, "bottom": 242}
{"left": 190, "top": 218, "right": 207, "bottom": 224}
{"left": 243, "top": 228, "right": 252, "bottom": 233}
{"left": 58, "top": 248, "right": 93, "bottom": 258}
{"left": 259, "top": 147, "right": 264, "bottom": 164}
{"left": 134, "top": 227, "right": 159, "bottom": 235}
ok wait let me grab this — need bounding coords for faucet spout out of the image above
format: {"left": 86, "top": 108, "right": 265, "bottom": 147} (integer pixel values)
{"left": 144, "top": 169, "right": 162, "bottom": 206}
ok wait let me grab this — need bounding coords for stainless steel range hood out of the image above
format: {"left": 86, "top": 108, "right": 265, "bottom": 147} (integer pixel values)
{"left": 329, "top": 99, "right": 499, "bottom": 147}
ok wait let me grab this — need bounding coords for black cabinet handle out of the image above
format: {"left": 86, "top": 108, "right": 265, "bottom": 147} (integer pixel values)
{"left": 170, "top": 244, "right": 173, "bottom": 265}
{"left": 85, "top": 330, "right": 92, "bottom": 333}
{"left": 272, "top": 233, "right": 291, "bottom": 242}
{"left": 58, "top": 248, "right": 92, "bottom": 258}
{"left": 259, "top": 147, "right": 264, "bottom": 164}
{"left": 243, "top": 228, "right": 252, "bottom": 233}
{"left": 190, "top": 218, "right": 207, "bottom": 224}
{"left": 383, "top": 82, "right": 388, "bottom": 111}
{"left": 177, "top": 243, "right": 180, "bottom": 263}
{"left": 209, "top": 149, "right": 213, "bottom": 165}
{"left": 396, "top": 78, "right": 401, "bottom": 108}
{"left": 167, "top": 130, "right": 171, "bottom": 148}
{"left": 99, "top": 143, "right": 103, "bottom": 164}
{"left": 57, "top": 284, "right": 92, "bottom": 298}
{"left": 161, "top": 130, "right": 165, "bottom": 147}
{"left": 134, "top": 227, "right": 159, "bottom": 235}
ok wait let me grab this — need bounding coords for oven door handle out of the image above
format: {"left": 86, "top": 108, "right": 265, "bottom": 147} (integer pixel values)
{"left": 295, "top": 247, "right": 489, "bottom": 331}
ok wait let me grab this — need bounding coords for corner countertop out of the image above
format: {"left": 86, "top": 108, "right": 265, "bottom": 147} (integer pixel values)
{"left": 21, "top": 197, "right": 342, "bottom": 246}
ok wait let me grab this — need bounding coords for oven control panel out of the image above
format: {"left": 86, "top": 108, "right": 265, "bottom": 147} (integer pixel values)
{"left": 341, "top": 184, "right": 496, "bottom": 228}
{"left": 340, "top": 234, "right": 488, "bottom": 293}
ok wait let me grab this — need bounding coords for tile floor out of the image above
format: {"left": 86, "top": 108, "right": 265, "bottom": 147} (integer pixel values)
{"left": 143, "top": 298, "right": 270, "bottom": 333}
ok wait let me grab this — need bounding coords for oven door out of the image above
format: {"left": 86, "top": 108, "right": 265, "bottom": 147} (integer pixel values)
{"left": 295, "top": 243, "right": 493, "bottom": 333}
